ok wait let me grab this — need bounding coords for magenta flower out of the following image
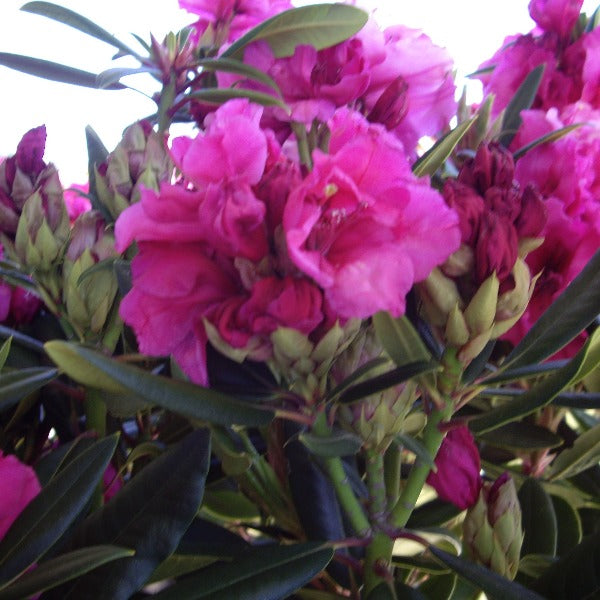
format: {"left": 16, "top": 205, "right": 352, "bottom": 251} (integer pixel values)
{"left": 284, "top": 108, "right": 460, "bottom": 319}
{"left": 427, "top": 426, "right": 482, "bottom": 510}
{"left": 63, "top": 183, "right": 91, "bottom": 224}
{"left": 0, "top": 452, "right": 41, "bottom": 540}
{"left": 528, "top": 0, "right": 583, "bottom": 38}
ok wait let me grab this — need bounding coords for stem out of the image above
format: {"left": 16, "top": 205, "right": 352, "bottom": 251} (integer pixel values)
{"left": 384, "top": 442, "right": 401, "bottom": 511}
{"left": 291, "top": 122, "right": 313, "bottom": 170}
{"left": 312, "top": 414, "right": 371, "bottom": 537}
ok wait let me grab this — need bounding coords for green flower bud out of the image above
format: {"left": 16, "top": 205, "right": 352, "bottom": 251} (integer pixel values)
{"left": 462, "top": 473, "right": 523, "bottom": 580}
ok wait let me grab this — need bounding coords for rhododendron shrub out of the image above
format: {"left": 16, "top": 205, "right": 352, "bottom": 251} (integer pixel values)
{"left": 116, "top": 100, "right": 460, "bottom": 384}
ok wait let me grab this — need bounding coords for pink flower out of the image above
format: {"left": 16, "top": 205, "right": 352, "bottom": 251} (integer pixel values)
{"left": 9, "top": 287, "right": 41, "bottom": 324}
{"left": 63, "top": 183, "right": 91, "bottom": 223}
{"left": 427, "top": 426, "right": 482, "bottom": 510}
{"left": 529, "top": 0, "right": 583, "bottom": 38}
{"left": 0, "top": 452, "right": 41, "bottom": 539}
{"left": 284, "top": 108, "right": 460, "bottom": 319}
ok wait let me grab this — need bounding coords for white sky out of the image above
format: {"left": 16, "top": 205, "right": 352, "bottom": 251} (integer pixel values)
{"left": 0, "top": 0, "right": 597, "bottom": 183}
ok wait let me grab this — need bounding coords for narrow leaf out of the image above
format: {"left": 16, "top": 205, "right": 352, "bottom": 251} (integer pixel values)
{"left": 519, "top": 478, "right": 558, "bottom": 557}
{"left": 396, "top": 433, "right": 435, "bottom": 468}
{"left": 196, "top": 57, "right": 281, "bottom": 93}
{"left": 428, "top": 547, "right": 545, "bottom": 600}
{"left": 0, "top": 52, "right": 123, "bottom": 89}
{"left": 0, "top": 546, "right": 133, "bottom": 600}
{"left": 299, "top": 430, "right": 362, "bottom": 458}
{"left": 499, "top": 64, "right": 545, "bottom": 147}
{"left": 21, "top": 1, "right": 141, "bottom": 58}
{"left": 0, "top": 337, "right": 11, "bottom": 370}
{"left": 373, "top": 313, "right": 432, "bottom": 367}
{"left": 547, "top": 422, "right": 600, "bottom": 481}
{"left": 186, "top": 88, "right": 289, "bottom": 112}
{"left": 412, "top": 117, "right": 476, "bottom": 177}
{"left": 0, "top": 435, "right": 118, "bottom": 586}
{"left": 44, "top": 341, "right": 273, "bottom": 426}
{"left": 96, "top": 66, "right": 159, "bottom": 89}
{"left": 513, "top": 124, "right": 584, "bottom": 160}
{"left": 222, "top": 4, "right": 368, "bottom": 59}
{"left": 478, "top": 422, "right": 563, "bottom": 450}
{"left": 50, "top": 429, "right": 210, "bottom": 599}
{"left": 151, "top": 542, "right": 334, "bottom": 600}
{"left": 550, "top": 495, "right": 582, "bottom": 555}
{"left": 0, "top": 367, "right": 58, "bottom": 412}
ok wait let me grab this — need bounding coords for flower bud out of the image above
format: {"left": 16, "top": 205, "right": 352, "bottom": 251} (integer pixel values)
{"left": 62, "top": 211, "right": 118, "bottom": 335}
{"left": 427, "top": 426, "right": 482, "bottom": 509}
{"left": 462, "top": 472, "right": 523, "bottom": 580}
{"left": 95, "top": 121, "right": 171, "bottom": 220}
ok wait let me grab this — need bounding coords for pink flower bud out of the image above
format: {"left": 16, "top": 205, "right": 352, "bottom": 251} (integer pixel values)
{"left": 15, "top": 125, "right": 47, "bottom": 177}
{"left": 0, "top": 452, "right": 41, "bottom": 539}
{"left": 443, "top": 180, "right": 485, "bottom": 246}
{"left": 475, "top": 212, "right": 519, "bottom": 284}
{"left": 9, "top": 287, "right": 41, "bottom": 324}
{"left": 459, "top": 143, "right": 515, "bottom": 194}
{"left": 427, "top": 426, "right": 482, "bottom": 510}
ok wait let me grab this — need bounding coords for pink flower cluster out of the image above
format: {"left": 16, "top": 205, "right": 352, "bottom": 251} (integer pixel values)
{"left": 115, "top": 100, "right": 460, "bottom": 384}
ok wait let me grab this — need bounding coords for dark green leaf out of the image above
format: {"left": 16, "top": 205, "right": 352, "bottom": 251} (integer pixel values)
{"left": 337, "top": 361, "right": 438, "bottom": 404}
{"left": 585, "top": 4, "right": 600, "bottom": 31}
{"left": 0, "top": 367, "right": 58, "bottom": 412}
{"left": 44, "top": 341, "right": 273, "bottom": 426}
{"left": 51, "top": 429, "right": 210, "bottom": 600}
{"left": 0, "top": 338, "right": 11, "bottom": 370}
{"left": 547, "top": 422, "right": 600, "bottom": 481}
{"left": 0, "top": 52, "right": 123, "bottom": 89}
{"left": 470, "top": 329, "right": 600, "bottom": 434}
{"left": 429, "top": 546, "right": 545, "bottom": 600}
{"left": 519, "top": 478, "right": 558, "bottom": 557}
{"left": 21, "top": 2, "right": 141, "bottom": 58}
{"left": 482, "top": 361, "right": 565, "bottom": 385}
{"left": 186, "top": 87, "right": 289, "bottom": 112}
{"left": 0, "top": 546, "right": 133, "bottom": 600}
{"left": 479, "top": 422, "right": 562, "bottom": 451}
{"left": 0, "top": 435, "right": 118, "bottom": 586}
{"left": 196, "top": 58, "right": 281, "bottom": 93}
{"left": 419, "top": 572, "right": 457, "bottom": 600}
{"left": 533, "top": 531, "right": 600, "bottom": 599}
{"left": 368, "top": 582, "right": 401, "bottom": 599}
{"left": 552, "top": 392, "right": 600, "bottom": 408}
{"left": 325, "top": 357, "right": 390, "bottom": 402}
{"left": 550, "top": 495, "right": 582, "bottom": 555}
{"left": 412, "top": 117, "right": 476, "bottom": 177}
{"left": 499, "top": 64, "right": 545, "bottom": 147}
{"left": 396, "top": 433, "right": 436, "bottom": 468}
{"left": 151, "top": 542, "right": 333, "bottom": 600}
{"left": 0, "top": 325, "right": 45, "bottom": 354}
{"left": 513, "top": 124, "right": 584, "bottom": 160}
{"left": 202, "top": 489, "right": 260, "bottom": 521}
{"left": 461, "top": 340, "right": 496, "bottom": 384}
{"left": 34, "top": 436, "right": 97, "bottom": 486}
{"left": 373, "top": 313, "right": 432, "bottom": 367}
{"left": 299, "top": 429, "right": 362, "bottom": 457}
{"left": 148, "top": 554, "right": 219, "bottom": 585}
{"left": 222, "top": 4, "right": 368, "bottom": 59}
{"left": 406, "top": 499, "right": 462, "bottom": 529}
{"left": 502, "top": 249, "right": 600, "bottom": 372}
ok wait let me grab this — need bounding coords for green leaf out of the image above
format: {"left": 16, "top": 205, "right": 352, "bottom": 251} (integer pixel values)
{"left": 0, "top": 546, "right": 133, "bottom": 599}
{"left": 533, "top": 531, "right": 600, "bottom": 599}
{"left": 502, "top": 249, "right": 600, "bottom": 372}
{"left": 396, "top": 433, "right": 436, "bottom": 468}
{"left": 44, "top": 341, "right": 273, "bottom": 426}
{"left": 373, "top": 313, "right": 432, "bottom": 367}
{"left": 585, "top": 4, "right": 600, "bottom": 32}
{"left": 368, "top": 582, "right": 400, "bottom": 599}
{"left": 34, "top": 436, "right": 97, "bottom": 487}
{"left": 478, "top": 422, "right": 563, "bottom": 451}
{"left": 96, "top": 66, "right": 159, "bottom": 89}
{"left": 482, "top": 361, "right": 565, "bottom": 385}
{"left": 186, "top": 88, "right": 289, "bottom": 112}
{"left": 513, "top": 124, "right": 584, "bottom": 160}
{"left": 51, "top": 429, "right": 211, "bottom": 599}
{"left": 518, "top": 478, "right": 558, "bottom": 557}
{"left": 202, "top": 489, "right": 260, "bottom": 521}
{"left": 550, "top": 495, "right": 582, "bottom": 555}
{"left": 196, "top": 57, "right": 281, "bottom": 93}
{"left": 325, "top": 357, "right": 390, "bottom": 403}
{"left": 337, "top": 361, "right": 438, "bottom": 404}
{"left": 412, "top": 117, "right": 476, "bottom": 177}
{"left": 428, "top": 546, "right": 546, "bottom": 600}
{"left": 222, "top": 4, "right": 368, "bottom": 59}
{"left": 151, "top": 542, "right": 333, "bottom": 600}
{"left": 0, "top": 367, "right": 58, "bottom": 412}
{"left": 21, "top": 1, "right": 141, "bottom": 58}
{"left": 0, "top": 434, "right": 118, "bottom": 587}
{"left": 0, "top": 324, "right": 45, "bottom": 354}
{"left": 0, "top": 337, "right": 11, "bottom": 370}
{"left": 499, "top": 64, "right": 545, "bottom": 147}
{"left": 299, "top": 429, "right": 362, "bottom": 457}
{"left": 0, "top": 52, "right": 123, "bottom": 89}
{"left": 406, "top": 499, "right": 462, "bottom": 529}
{"left": 148, "top": 554, "right": 219, "bottom": 585}
{"left": 547, "top": 422, "right": 600, "bottom": 481}
{"left": 418, "top": 572, "right": 457, "bottom": 600}
{"left": 470, "top": 329, "right": 600, "bottom": 434}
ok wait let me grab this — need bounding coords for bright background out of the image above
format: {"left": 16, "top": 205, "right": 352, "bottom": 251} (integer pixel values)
{"left": 0, "top": 1, "right": 597, "bottom": 183}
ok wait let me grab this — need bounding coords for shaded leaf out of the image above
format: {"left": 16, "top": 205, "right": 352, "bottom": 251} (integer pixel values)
{"left": 501, "top": 249, "right": 600, "bottom": 372}
{"left": 419, "top": 572, "right": 457, "bottom": 600}
{"left": 202, "top": 489, "right": 260, "bottom": 521}
{"left": 0, "top": 52, "right": 123, "bottom": 89}
{"left": 0, "top": 338, "right": 11, "bottom": 370}
{"left": 429, "top": 546, "right": 545, "bottom": 600}
{"left": 406, "top": 499, "right": 462, "bottom": 529}
{"left": 550, "top": 495, "right": 582, "bottom": 555}
{"left": 547, "top": 422, "right": 600, "bottom": 481}
{"left": 373, "top": 313, "right": 432, "bottom": 367}
{"left": 222, "top": 4, "right": 368, "bottom": 59}
{"left": 396, "top": 433, "right": 436, "bottom": 468}
{"left": 482, "top": 361, "right": 565, "bottom": 386}
{"left": 0, "top": 367, "right": 58, "bottom": 413}
{"left": 21, "top": 1, "right": 141, "bottom": 58}
{"left": 148, "top": 554, "right": 219, "bottom": 585}
{"left": 44, "top": 341, "right": 273, "bottom": 426}
{"left": 34, "top": 436, "right": 97, "bottom": 487}
{"left": 299, "top": 429, "right": 362, "bottom": 458}
{"left": 0, "top": 435, "right": 118, "bottom": 586}
{"left": 0, "top": 546, "right": 133, "bottom": 600}
{"left": 412, "top": 117, "right": 476, "bottom": 177}
{"left": 151, "top": 542, "right": 334, "bottom": 600}
{"left": 519, "top": 478, "right": 557, "bottom": 557}
{"left": 479, "top": 422, "right": 563, "bottom": 451}
{"left": 499, "top": 64, "right": 545, "bottom": 147}
{"left": 50, "top": 429, "right": 211, "bottom": 600}
{"left": 533, "top": 530, "right": 600, "bottom": 599}
{"left": 368, "top": 582, "right": 400, "bottom": 599}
